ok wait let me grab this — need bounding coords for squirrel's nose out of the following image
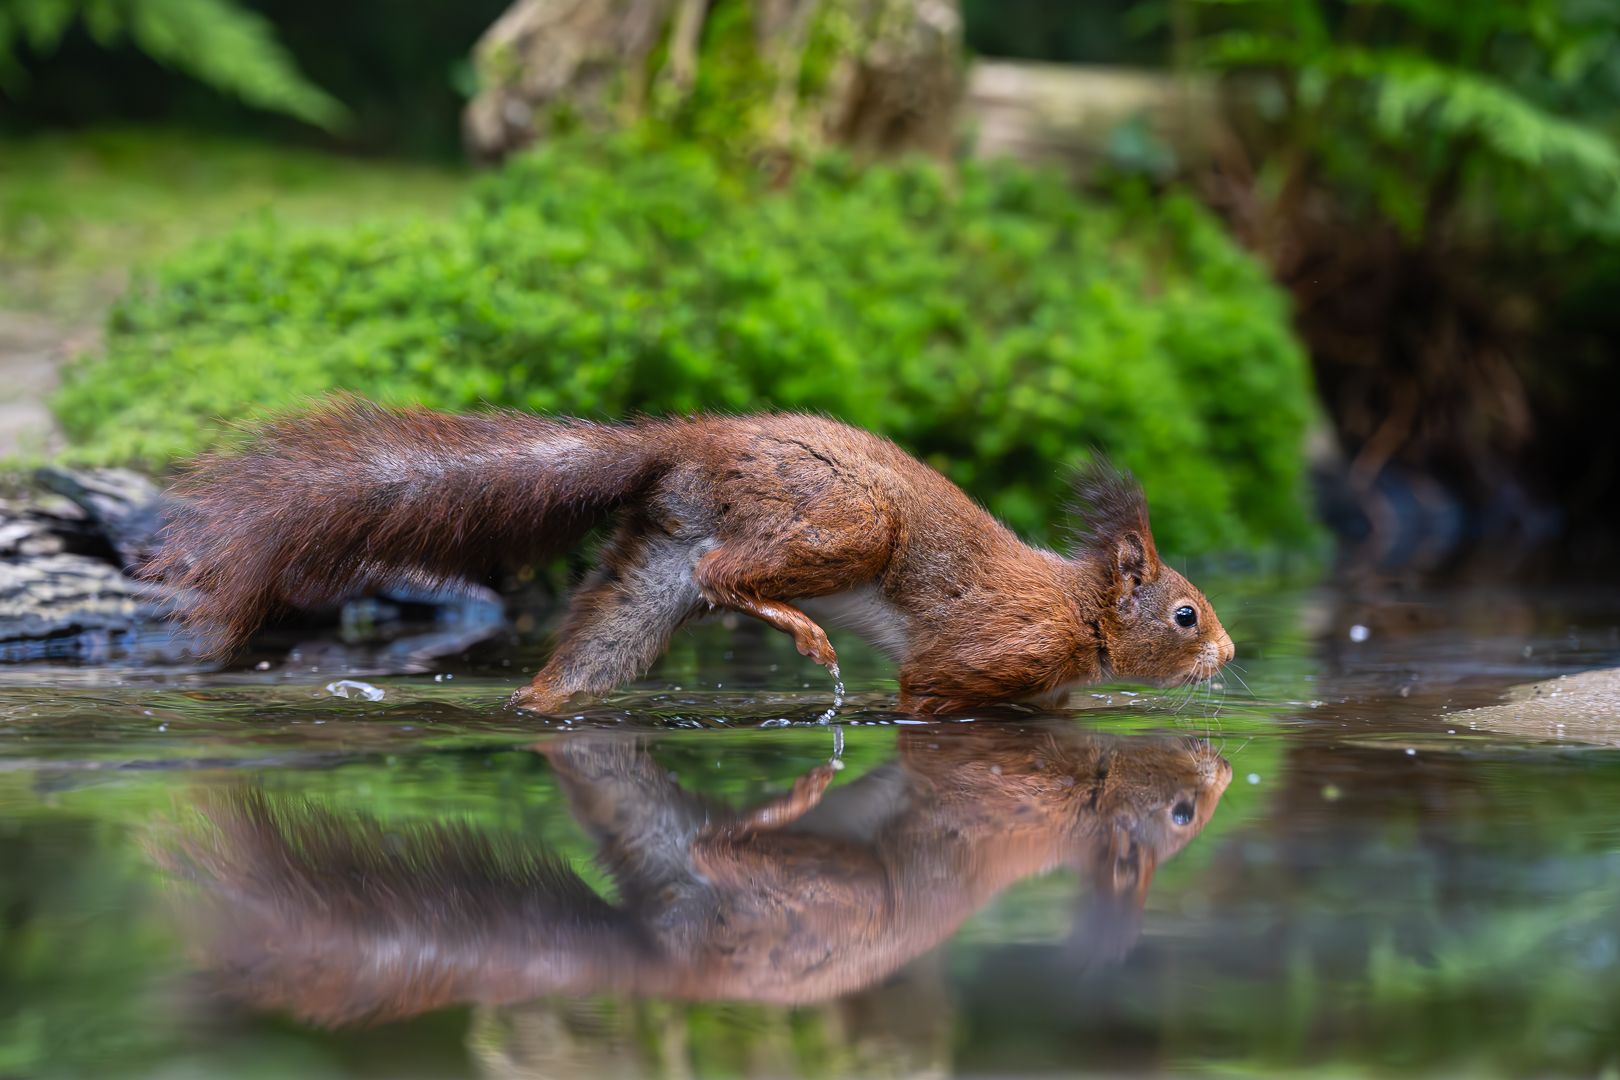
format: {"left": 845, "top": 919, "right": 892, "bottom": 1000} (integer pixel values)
{"left": 1217, "top": 631, "right": 1235, "bottom": 665}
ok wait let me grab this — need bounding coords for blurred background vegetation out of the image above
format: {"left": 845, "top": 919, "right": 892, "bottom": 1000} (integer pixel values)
{"left": 48, "top": 142, "right": 1312, "bottom": 552}
{"left": 5, "top": 0, "right": 1620, "bottom": 570}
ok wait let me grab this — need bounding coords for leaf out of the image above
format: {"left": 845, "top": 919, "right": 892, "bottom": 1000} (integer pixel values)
{"left": 128, "top": 0, "right": 347, "bottom": 129}
{"left": 1367, "top": 53, "right": 1620, "bottom": 189}
{"left": 0, "top": 0, "right": 347, "bottom": 131}
{"left": 1188, "top": 0, "right": 1620, "bottom": 238}
{"left": 1199, "top": 24, "right": 1620, "bottom": 205}
{"left": 0, "top": 0, "right": 77, "bottom": 92}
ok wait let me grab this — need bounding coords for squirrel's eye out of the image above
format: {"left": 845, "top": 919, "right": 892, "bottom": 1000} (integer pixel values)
{"left": 1171, "top": 800, "right": 1196, "bottom": 826}
{"left": 1174, "top": 605, "right": 1197, "bottom": 628}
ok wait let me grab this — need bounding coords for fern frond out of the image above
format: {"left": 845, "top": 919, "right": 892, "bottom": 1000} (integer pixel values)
{"left": 0, "top": 0, "right": 347, "bottom": 131}
{"left": 124, "top": 0, "right": 348, "bottom": 130}
{"left": 1201, "top": 31, "right": 1620, "bottom": 197}
{"left": 1367, "top": 53, "right": 1620, "bottom": 189}
{"left": 0, "top": 0, "right": 77, "bottom": 92}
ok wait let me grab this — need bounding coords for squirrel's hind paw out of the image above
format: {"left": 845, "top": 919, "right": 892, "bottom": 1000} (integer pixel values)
{"left": 509, "top": 682, "right": 579, "bottom": 715}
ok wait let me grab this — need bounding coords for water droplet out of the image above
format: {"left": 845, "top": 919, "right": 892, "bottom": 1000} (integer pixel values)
{"left": 815, "top": 664, "right": 844, "bottom": 725}
{"left": 326, "top": 679, "right": 385, "bottom": 702}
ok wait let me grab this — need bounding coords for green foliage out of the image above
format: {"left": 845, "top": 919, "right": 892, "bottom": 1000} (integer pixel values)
{"left": 0, "top": 814, "right": 182, "bottom": 1077}
{"left": 1185, "top": 0, "right": 1620, "bottom": 241}
{"left": 0, "top": 0, "right": 346, "bottom": 130}
{"left": 663, "top": 0, "right": 776, "bottom": 152}
{"left": 54, "top": 137, "right": 1317, "bottom": 555}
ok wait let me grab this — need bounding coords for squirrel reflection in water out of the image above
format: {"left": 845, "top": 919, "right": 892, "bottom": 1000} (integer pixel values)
{"left": 159, "top": 724, "right": 1231, "bottom": 1026}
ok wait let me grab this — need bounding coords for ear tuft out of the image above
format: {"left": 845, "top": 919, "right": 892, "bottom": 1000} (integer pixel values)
{"left": 1065, "top": 457, "right": 1159, "bottom": 566}
{"left": 1115, "top": 531, "right": 1152, "bottom": 594}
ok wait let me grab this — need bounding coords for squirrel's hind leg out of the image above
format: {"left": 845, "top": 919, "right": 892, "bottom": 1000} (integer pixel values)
{"left": 694, "top": 549, "right": 838, "bottom": 670}
{"left": 512, "top": 531, "right": 707, "bottom": 714}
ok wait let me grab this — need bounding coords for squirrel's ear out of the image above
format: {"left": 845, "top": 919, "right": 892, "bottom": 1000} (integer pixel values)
{"left": 1067, "top": 456, "right": 1161, "bottom": 589}
{"left": 1112, "top": 530, "right": 1158, "bottom": 615}
{"left": 1065, "top": 823, "right": 1156, "bottom": 969}
{"left": 1116, "top": 531, "right": 1153, "bottom": 590}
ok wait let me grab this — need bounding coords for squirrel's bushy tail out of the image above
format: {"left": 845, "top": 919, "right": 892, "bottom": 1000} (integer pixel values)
{"left": 155, "top": 788, "right": 637, "bottom": 1025}
{"left": 147, "top": 397, "right": 663, "bottom": 653}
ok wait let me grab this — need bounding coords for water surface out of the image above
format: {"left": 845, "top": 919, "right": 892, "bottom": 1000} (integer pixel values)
{"left": 4, "top": 577, "right": 1620, "bottom": 1078}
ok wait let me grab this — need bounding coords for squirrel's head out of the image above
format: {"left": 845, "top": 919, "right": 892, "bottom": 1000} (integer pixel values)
{"left": 1068, "top": 461, "right": 1234, "bottom": 688}
{"left": 1067, "top": 734, "right": 1232, "bottom": 966}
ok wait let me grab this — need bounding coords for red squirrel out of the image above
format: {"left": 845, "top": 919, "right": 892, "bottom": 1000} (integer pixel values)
{"left": 150, "top": 399, "right": 1234, "bottom": 713}
{"left": 157, "top": 725, "right": 1231, "bottom": 1023}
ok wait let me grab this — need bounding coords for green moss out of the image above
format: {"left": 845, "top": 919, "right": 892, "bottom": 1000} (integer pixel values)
{"left": 53, "top": 135, "right": 1318, "bottom": 555}
{"left": 673, "top": 0, "right": 776, "bottom": 149}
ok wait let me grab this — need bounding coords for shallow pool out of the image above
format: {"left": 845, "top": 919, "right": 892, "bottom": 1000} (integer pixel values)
{"left": 3, "top": 576, "right": 1620, "bottom": 1077}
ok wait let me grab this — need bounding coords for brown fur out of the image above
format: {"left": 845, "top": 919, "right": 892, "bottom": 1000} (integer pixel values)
{"left": 155, "top": 725, "right": 1231, "bottom": 1025}
{"left": 149, "top": 399, "right": 1233, "bottom": 712}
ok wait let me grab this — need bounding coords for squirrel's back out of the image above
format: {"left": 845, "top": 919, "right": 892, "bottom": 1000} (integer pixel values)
{"left": 151, "top": 401, "right": 1013, "bottom": 655}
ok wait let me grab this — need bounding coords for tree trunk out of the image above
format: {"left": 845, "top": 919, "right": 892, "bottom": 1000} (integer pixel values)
{"left": 462, "top": 0, "right": 676, "bottom": 162}
{"left": 462, "top": 0, "right": 963, "bottom": 163}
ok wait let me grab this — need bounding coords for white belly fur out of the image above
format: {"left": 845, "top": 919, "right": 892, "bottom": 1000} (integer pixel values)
{"left": 794, "top": 583, "right": 910, "bottom": 661}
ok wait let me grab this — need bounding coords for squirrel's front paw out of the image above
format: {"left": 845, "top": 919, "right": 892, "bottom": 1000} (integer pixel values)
{"left": 701, "top": 762, "right": 838, "bottom": 839}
